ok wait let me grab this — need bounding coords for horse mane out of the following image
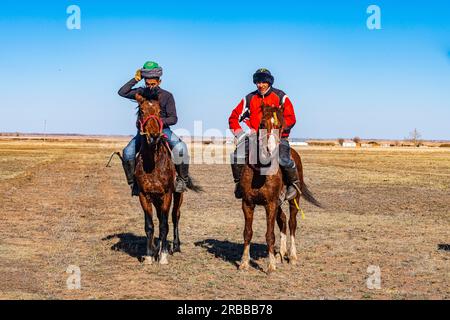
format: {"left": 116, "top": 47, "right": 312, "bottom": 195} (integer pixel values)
{"left": 261, "top": 104, "right": 286, "bottom": 130}
{"left": 135, "top": 87, "right": 160, "bottom": 116}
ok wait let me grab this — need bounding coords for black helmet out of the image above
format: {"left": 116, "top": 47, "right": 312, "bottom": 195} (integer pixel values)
{"left": 253, "top": 68, "right": 274, "bottom": 85}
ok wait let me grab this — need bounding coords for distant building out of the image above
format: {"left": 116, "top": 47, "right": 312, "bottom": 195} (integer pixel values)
{"left": 342, "top": 141, "right": 357, "bottom": 148}
{"left": 290, "top": 141, "right": 309, "bottom": 146}
{"left": 289, "top": 138, "right": 309, "bottom": 147}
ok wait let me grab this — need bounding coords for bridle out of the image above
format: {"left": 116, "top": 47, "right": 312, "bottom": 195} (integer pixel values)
{"left": 258, "top": 111, "right": 282, "bottom": 145}
{"left": 139, "top": 114, "right": 163, "bottom": 136}
{"left": 248, "top": 110, "right": 283, "bottom": 171}
{"left": 139, "top": 113, "right": 170, "bottom": 150}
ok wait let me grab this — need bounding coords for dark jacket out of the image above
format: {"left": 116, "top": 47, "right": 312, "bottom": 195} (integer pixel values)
{"left": 118, "top": 78, "right": 178, "bottom": 127}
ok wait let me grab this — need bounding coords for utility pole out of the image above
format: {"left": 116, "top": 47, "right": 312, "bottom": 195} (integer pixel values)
{"left": 43, "top": 120, "right": 47, "bottom": 143}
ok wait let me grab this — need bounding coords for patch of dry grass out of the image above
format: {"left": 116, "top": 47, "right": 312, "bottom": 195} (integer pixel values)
{"left": 0, "top": 139, "right": 448, "bottom": 300}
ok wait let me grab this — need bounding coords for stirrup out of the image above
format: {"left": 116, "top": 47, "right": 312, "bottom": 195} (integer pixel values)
{"left": 284, "top": 185, "right": 298, "bottom": 201}
{"left": 175, "top": 176, "right": 187, "bottom": 193}
{"left": 285, "top": 181, "right": 301, "bottom": 201}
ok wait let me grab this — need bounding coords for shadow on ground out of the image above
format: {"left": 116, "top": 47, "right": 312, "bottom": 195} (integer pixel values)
{"left": 195, "top": 239, "right": 268, "bottom": 271}
{"left": 102, "top": 233, "right": 162, "bottom": 262}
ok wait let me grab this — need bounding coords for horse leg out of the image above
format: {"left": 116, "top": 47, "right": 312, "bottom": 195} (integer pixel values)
{"left": 156, "top": 195, "right": 172, "bottom": 265}
{"left": 288, "top": 195, "right": 300, "bottom": 264}
{"left": 239, "top": 201, "right": 255, "bottom": 271}
{"left": 171, "top": 192, "right": 183, "bottom": 254}
{"left": 139, "top": 194, "right": 156, "bottom": 264}
{"left": 265, "top": 201, "right": 278, "bottom": 273}
{"left": 276, "top": 206, "right": 288, "bottom": 262}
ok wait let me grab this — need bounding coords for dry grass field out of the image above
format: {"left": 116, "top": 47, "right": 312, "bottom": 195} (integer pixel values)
{"left": 0, "top": 137, "right": 449, "bottom": 299}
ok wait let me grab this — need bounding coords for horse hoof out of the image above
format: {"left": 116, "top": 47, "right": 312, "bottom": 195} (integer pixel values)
{"left": 267, "top": 264, "right": 277, "bottom": 274}
{"left": 289, "top": 257, "right": 298, "bottom": 265}
{"left": 172, "top": 246, "right": 181, "bottom": 254}
{"left": 276, "top": 253, "right": 284, "bottom": 264}
{"left": 159, "top": 252, "right": 169, "bottom": 265}
{"left": 239, "top": 261, "right": 250, "bottom": 270}
{"left": 144, "top": 256, "right": 155, "bottom": 265}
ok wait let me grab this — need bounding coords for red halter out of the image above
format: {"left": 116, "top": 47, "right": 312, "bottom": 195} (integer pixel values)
{"left": 139, "top": 114, "right": 163, "bottom": 135}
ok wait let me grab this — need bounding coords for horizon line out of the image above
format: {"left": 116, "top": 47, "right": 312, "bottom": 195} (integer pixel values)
{"left": 1, "top": 132, "right": 449, "bottom": 143}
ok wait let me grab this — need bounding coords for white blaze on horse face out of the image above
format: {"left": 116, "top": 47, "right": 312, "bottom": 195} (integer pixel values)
{"left": 268, "top": 134, "right": 277, "bottom": 155}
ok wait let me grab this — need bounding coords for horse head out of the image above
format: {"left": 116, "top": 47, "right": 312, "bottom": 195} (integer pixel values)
{"left": 135, "top": 89, "right": 163, "bottom": 145}
{"left": 258, "top": 104, "right": 285, "bottom": 157}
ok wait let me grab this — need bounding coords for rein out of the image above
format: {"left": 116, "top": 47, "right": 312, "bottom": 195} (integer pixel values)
{"left": 138, "top": 114, "right": 171, "bottom": 153}
{"left": 139, "top": 132, "right": 172, "bottom": 160}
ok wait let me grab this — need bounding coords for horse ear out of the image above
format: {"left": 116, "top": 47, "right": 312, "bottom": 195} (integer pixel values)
{"left": 135, "top": 93, "right": 145, "bottom": 104}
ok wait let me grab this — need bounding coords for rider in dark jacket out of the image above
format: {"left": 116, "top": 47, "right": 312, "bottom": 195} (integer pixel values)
{"left": 118, "top": 61, "right": 190, "bottom": 196}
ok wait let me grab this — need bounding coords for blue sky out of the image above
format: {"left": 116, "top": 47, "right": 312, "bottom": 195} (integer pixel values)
{"left": 0, "top": 1, "right": 449, "bottom": 140}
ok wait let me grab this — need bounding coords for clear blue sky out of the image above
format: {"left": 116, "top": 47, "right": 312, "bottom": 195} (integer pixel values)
{"left": 0, "top": 0, "right": 449, "bottom": 140}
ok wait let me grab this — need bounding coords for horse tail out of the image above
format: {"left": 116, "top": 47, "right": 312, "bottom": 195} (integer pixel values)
{"left": 299, "top": 180, "right": 322, "bottom": 208}
{"left": 291, "top": 148, "right": 322, "bottom": 208}
{"left": 186, "top": 176, "right": 204, "bottom": 193}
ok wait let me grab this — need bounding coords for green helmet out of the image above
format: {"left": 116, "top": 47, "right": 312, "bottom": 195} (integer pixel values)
{"left": 142, "top": 61, "right": 160, "bottom": 70}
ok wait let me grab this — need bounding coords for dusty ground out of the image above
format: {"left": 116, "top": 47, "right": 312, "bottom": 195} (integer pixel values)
{"left": 0, "top": 138, "right": 448, "bottom": 300}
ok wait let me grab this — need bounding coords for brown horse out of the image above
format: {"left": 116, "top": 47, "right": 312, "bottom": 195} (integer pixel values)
{"left": 134, "top": 91, "right": 200, "bottom": 264}
{"left": 239, "top": 104, "right": 321, "bottom": 273}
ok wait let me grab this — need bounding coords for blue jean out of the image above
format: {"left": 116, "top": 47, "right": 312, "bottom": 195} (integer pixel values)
{"left": 123, "top": 128, "right": 189, "bottom": 165}
{"left": 278, "top": 138, "right": 295, "bottom": 168}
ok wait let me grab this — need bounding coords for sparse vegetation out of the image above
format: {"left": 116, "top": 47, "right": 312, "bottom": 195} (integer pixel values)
{"left": 0, "top": 137, "right": 449, "bottom": 300}
{"left": 308, "top": 141, "right": 336, "bottom": 147}
{"left": 353, "top": 137, "right": 361, "bottom": 144}
{"left": 407, "top": 128, "right": 422, "bottom": 147}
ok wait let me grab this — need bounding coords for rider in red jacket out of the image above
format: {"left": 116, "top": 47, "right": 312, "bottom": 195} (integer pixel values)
{"left": 229, "top": 68, "right": 300, "bottom": 200}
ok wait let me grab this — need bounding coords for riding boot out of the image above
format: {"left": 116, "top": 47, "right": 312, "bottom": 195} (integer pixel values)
{"left": 122, "top": 158, "right": 139, "bottom": 197}
{"left": 281, "top": 166, "right": 301, "bottom": 201}
{"left": 231, "top": 163, "right": 245, "bottom": 199}
{"left": 175, "top": 163, "right": 189, "bottom": 193}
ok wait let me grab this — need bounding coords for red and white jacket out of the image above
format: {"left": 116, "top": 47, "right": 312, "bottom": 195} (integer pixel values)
{"left": 228, "top": 87, "right": 296, "bottom": 138}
